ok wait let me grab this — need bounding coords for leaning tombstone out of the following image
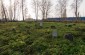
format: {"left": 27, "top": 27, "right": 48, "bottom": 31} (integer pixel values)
{"left": 64, "top": 33, "right": 74, "bottom": 41}
{"left": 52, "top": 29, "right": 57, "bottom": 38}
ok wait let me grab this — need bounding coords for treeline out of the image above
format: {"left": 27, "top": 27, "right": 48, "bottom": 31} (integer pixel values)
{"left": 0, "top": 0, "right": 84, "bottom": 22}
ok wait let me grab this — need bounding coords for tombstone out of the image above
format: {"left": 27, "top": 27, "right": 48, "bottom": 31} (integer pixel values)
{"left": 39, "top": 21, "right": 43, "bottom": 27}
{"left": 64, "top": 33, "right": 74, "bottom": 41}
{"left": 52, "top": 29, "right": 57, "bottom": 38}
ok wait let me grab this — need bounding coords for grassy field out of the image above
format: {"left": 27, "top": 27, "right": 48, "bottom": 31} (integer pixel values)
{"left": 0, "top": 22, "right": 85, "bottom": 55}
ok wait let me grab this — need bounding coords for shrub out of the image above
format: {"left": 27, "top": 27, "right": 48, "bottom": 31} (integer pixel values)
{"left": 51, "top": 26, "right": 56, "bottom": 29}
{"left": 73, "top": 23, "right": 76, "bottom": 26}
{"left": 75, "top": 27, "right": 81, "bottom": 31}
{"left": 81, "top": 28, "right": 85, "bottom": 32}
{"left": 65, "top": 24, "right": 73, "bottom": 27}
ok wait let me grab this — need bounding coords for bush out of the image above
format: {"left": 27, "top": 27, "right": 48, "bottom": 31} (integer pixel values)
{"left": 51, "top": 26, "right": 56, "bottom": 29}
{"left": 75, "top": 27, "right": 81, "bottom": 31}
{"left": 75, "top": 27, "right": 85, "bottom": 32}
{"left": 42, "top": 48, "right": 57, "bottom": 55}
{"left": 65, "top": 24, "right": 73, "bottom": 27}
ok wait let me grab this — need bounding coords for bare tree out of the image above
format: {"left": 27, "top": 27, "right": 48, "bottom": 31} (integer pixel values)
{"left": 71, "top": 0, "right": 83, "bottom": 21}
{"left": 32, "top": 0, "right": 39, "bottom": 21}
{"left": 14, "top": 0, "right": 21, "bottom": 21}
{"left": 24, "top": 8, "right": 28, "bottom": 19}
{"left": 9, "top": 0, "right": 13, "bottom": 21}
{"left": 13, "top": 0, "right": 19, "bottom": 21}
{"left": 21, "top": 0, "right": 24, "bottom": 21}
{"left": 13, "top": 0, "right": 16, "bottom": 21}
{"left": 39, "top": 0, "right": 52, "bottom": 20}
{"left": 0, "top": 0, "right": 7, "bottom": 22}
{"left": 21, "top": 0, "right": 27, "bottom": 21}
{"left": 55, "top": 0, "right": 68, "bottom": 19}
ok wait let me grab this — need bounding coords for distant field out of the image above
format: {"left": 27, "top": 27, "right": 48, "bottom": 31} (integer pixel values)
{"left": 0, "top": 22, "right": 85, "bottom": 55}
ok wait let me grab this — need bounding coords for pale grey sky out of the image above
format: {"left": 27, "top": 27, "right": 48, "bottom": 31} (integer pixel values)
{"left": 2, "top": 0, "right": 85, "bottom": 20}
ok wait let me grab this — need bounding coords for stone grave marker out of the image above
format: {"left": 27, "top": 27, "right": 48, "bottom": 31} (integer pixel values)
{"left": 39, "top": 21, "right": 43, "bottom": 27}
{"left": 64, "top": 33, "right": 74, "bottom": 41}
{"left": 52, "top": 29, "right": 57, "bottom": 38}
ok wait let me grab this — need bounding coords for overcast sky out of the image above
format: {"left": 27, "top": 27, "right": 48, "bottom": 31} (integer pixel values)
{"left": 2, "top": 0, "right": 85, "bottom": 20}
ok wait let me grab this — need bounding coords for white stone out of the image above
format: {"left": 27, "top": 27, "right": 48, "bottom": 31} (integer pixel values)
{"left": 52, "top": 29, "right": 57, "bottom": 38}
{"left": 40, "top": 22, "right": 43, "bottom": 27}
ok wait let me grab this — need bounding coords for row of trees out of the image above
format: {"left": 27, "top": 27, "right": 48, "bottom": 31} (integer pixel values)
{"left": 33, "top": 0, "right": 83, "bottom": 21}
{"left": 32, "top": 0, "right": 52, "bottom": 21}
{"left": 0, "top": 0, "right": 83, "bottom": 22}
{"left": 0, "top": 0, "right": 7, "bottom": 21}
{"left": 0, "top": 0, "right": 27, "bottom": 22}
{"left": 55, "top": 0, "right": 83, "bottom": 21}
